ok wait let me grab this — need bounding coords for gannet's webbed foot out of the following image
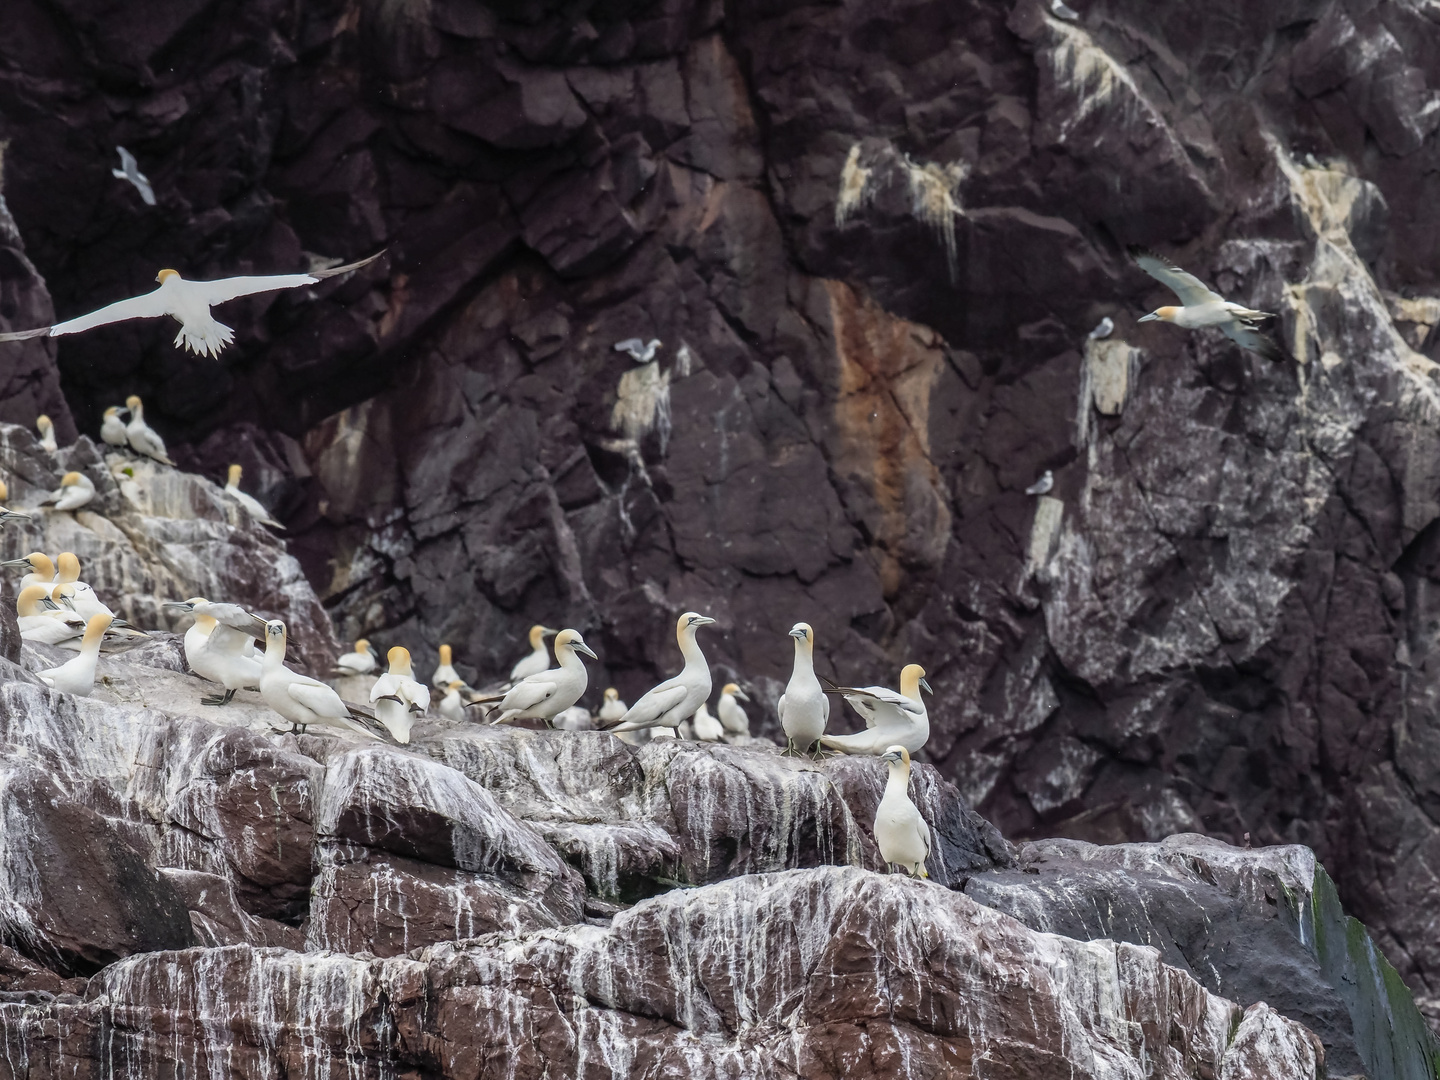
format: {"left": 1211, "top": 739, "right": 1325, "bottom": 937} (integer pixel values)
{"left": 201, "top": 689, "right": 236, "bottom": 707}
{"left": 780, "top": 739, "right": 805, "bottom": 758}
{"left": 808, "top": 744, "right": 834, "bottom": 761}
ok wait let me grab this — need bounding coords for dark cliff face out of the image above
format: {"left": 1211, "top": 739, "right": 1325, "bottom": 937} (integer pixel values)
{"left": 5, "top": 0, "right": 1440, "bottom": 1028}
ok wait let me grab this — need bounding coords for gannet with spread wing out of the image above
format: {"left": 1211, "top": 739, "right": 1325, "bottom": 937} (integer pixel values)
{"left": 1130, "top": 247, "right": 1288, "bottom": 363}
{"left": 165, "top": 597, "right": 264, "bottom": 706}
{"left": 370, "top": 646, "right": 430, "bottom": 744}
{"left": 819, "top": 663, "right": 932, "bottom": 756}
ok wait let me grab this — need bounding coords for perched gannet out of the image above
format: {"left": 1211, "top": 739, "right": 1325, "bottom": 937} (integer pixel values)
{"left": 370, "top": 646, "right": 430, "bottom": 744}
{"left": 37, "top": 614, "right": 113, "bottom": 697}
{"left": 111, "top": 147, "right": 156, "bottom": 206}
{"left": 613, "top": 338, "right": 661, "bottom": 363}
{"left": 36, "top": 415, "right": 57, "bottom": 452}
{"left": 1089, "top": 316, "right": 1114, "bottom": 340}
{"left": 333, "top": 638, "right": 378, "bottom": 676}
{"left": 717, "top": 683, "right": 751, "bottom": 738}
{"left": 819, "top": 664, "right": 932, "bottom": 757}
{"left": 598, "top": 687, "right": 627, "bottom": 725}
{"left": 1025, "top": 471, "right": 1054, "bottom": 496}
{"left": 164, "top": 598, "right": 264, "bottom": 706}
{"left": 55, "top": 553, "right": 120, "bottom": 622}
{"left": 0, "top": 252, "right": 384, "bottom": 358}
{"left": 100, "top": 405, "right": 130, "bottom": 448}
{"left": 474, "top": 628, "right": 597, "bottom": 727}
{"left": 260, "top": 619, "right": 380, "bottom": 738}
{"left": 122, "top": 396, "right": 175, "bottom": 466}
{"left": 432, "top": 643, "right": 460, "bottom": 689}
{"left": 510, "top": 624, "right": 558, "bottom": 683}
{"left": 44, "top": 472, "right": 96, "bottom": 512}
{"left": 691, "top": 701, "right": 724, "bottom": 742}
{"left": 874, "top": 746, "right": 931, "bottom": 878}
{"left": 224, "top": 464, "right": 283, "bottom": 528}
{"left": 438, "top": 680, "right": 468, "bottom": 723}
{"left": 1131, "top": 247, "right": 1287, "bottom": 363}
{"left": 605, "top": 613, "right": 715, "bottom": 735}
{"left": 778, "top": 622, "right": 829, "bottom": 758}
{"left": 1048, "top": 0, "right": 1080, "bottom": 20}
{"left": 4, "top": 552, "right": 57, "bottom": 593}
{"left": 16, "top": 584, "right": 85, "bottom": 646}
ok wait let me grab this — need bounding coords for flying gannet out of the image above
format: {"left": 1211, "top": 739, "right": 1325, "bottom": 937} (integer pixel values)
{"left": 37, "top": 614, "right": 114, "bottom": 697}
{"left": 604, "top": 613, "right": 715, "bottom": 735}
{"left": 165, "top": 597, "right": 264, "bottom": 706}
{"left": 111, "top": 147, "right": 156, "bottom": 206}
{"left": 260, "top": 619, "right": 382, "bottom": 738}
{"left": 0, "top": 251, "right": 384, "bottom": 358}
{"left": 473, "top": 628, "right": 597, "bottom": 727}
{"left": 100, "top": 405, "right": 130, "bottom": 448}
{"left": 333, "top": 638, "right": 378, "bottom": 676}
{"left": 613, "top": 338, "right": 662, "bottom": 363}
{"left": 717, "top": 682, "right": 751, "bottom": 739}
{"left": 874, "top": 745, "right": 931, "bottom": 878}
{"left": 36, "top": 415, "right": 57, "bottom": 452}
{"left": 691, "top": 701, "right": 724, "bottom": 742}
{"left": 819, "top": 664, "right": 932, "bottom": 757}
{"left": 370, "top": 646, "right": 430, "bottom": 744}
{"left": 1130, "top": 247, "right": 1288, "bottom": 363}
{"left": 1025, "top": 471, "right": 1053, "bottom": 496}
{"left": 224, "top": 464, "right": 283, "bottom": 528}
{"left": 4, "top": 552, "right": 57, "bottom": 594}
{"left": 16, "top": 584, "right": 85, "bottom": 647}
{"left": 44, "top": 472, "right": 96, "bottom": 512}
{"left": 510, "top": 624, "right": 558, "bottom": 683}
{"left": 432, "top": 643, "right": 460, "bottom": 689}
{"left": 778, "top": 622, "right": 829, "bottom": 758}
{"left": 123, "top": 396, "right": 174, "bottom": 465}
{"left": 438, "top": 680, "right": 468, "bottom": 723}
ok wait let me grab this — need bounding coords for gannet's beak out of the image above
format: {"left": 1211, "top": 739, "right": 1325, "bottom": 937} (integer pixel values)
{"left": 163, "top": 600, "right": 196, "bottom": 612}
{"left": 574, "top": 641, "right": 598, "bottom": 660}
{"left": 0, "top": 510, "right": 30, "bottom": 522}
{"left": 788, "top": 627, "right": 807, "bottom": 640}
{"left": 880, "top": 749, "right": 902, "bottom": 764}
{"left": 734, "top": 687, "right": 751, "bottom": 702}
{"left": 692, "top": 615, "right": 716, "bottom": 626}
{"left": 540, "top": 627, "right": 560, "bottom": 637}
{"left": 39, "top": 597, "right": 60, "bottom": 611}
{"left": 1137, "top": 311, "right": 1160, "bottom": 323}
{"left": 920, "top": 677, "right": 933, "bottom": 695}
{"left": 1, "top": 557, "right": 34, "bottom": 569}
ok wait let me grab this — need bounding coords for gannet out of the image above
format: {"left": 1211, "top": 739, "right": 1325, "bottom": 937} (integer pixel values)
{"left": 691, "top": 701, "right": 724, "bottom": 742}
{"left": 1130, "top": 247, "right": 1287, "bottom": 363}
{"left": 510, "top": 624, "right": 558, "bottom": 682}
{"left": 432, "top": 643, "right": 460, "bottom": 689}
{"left": 874, "top": 746, "right": 931, "bottom": 878}
{"left": 5, "top": 552, "right": 57, "bottom": 593}
{"left": 121, "top": 396, "right": 175, "bottom": 465}
{"left": 221, "top": 464, "right": 283, "bottom": 528}
{"left": 112, "top": 147, "right": 156, "bottom": 206}
{"left": 100, "top": 405, "right": 130, "bottom": 448}
{"left": 164, "top": 598, "right": 264, "bottom": 706}
{"left": 36, "top": 415, "right": 57, "bottom": 452}
{"left": 333, "top": 638, "right": 378, "bottom": 675}
{"left": 55, "top": 553, "right": 120, "bottom": 622}
{"left": 1089, "top": 316, "right": 1114, "bottom": 340}
{"left": 438, "top": 680, "right": 468, "bottom": 723}
{"left": 717, "top": 683, "right": 751, "bottom": 738}
{"left": 473, "top": 628, "right": 597, "bottom": 727}
{"left": 1025, "top": 471, "right": 1054, "bottom": 496}
{"left": 0, "top": 252, "right": 384, "bottom": 358}
{"left": 260, "top": 619, "right": 381, "bottom": 738}
{"left": 598, "top": 687, "right": 627, "bottom": 725}
{"left": 44, "top": 472, "right": 96, "bottom": 512}
{"left": 819, "top": 664, "right": 932, "bottom": 756}
{"left": 37, "top": 614, "right": 113, "bottom": 697}
{"left": 0, "top": 503, "right": 29, "bottom": 528}
{"left": 613, "top": 338, "right": 661, "bottom": 363}
{"left": 369, "top": 646, "right": 430, "bottom": 744}
{"left": 604, "top": 613, "right": 715, "bottom": 735}
{"left": 1048, "top": 0, "right": 1080, "bottom": 20}
{"left": 16, "top": 584, "right": 85, "bottom": 646}
{"left": 778, "top": 622, "right": 829, "bottom": 758}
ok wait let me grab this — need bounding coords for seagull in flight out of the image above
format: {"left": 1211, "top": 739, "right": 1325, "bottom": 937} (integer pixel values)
{"left": 613, "top": 338, "right": 661, "bottom": 363}
{"left": 0, "top": 251, "right": 385, "bottom": 358}
{"left": 1130, "top": 247, "right": 1288, "bottom": 363}
{"left": 111, "top": 147, "right": 156, "bottom": 206}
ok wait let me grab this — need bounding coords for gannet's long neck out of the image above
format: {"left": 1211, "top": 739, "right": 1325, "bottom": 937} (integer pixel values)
{"left": 194, "top": 613, "right": 218, "bottom": 636}
{"left": 556, "top": 641, "right": 583, "bottom": 673}
{"left": 885, "top": 757, "right": 911, "bottom": 793}
{"left": 678, "top": 626, "right": 707, "bottom": 671}
{"left": 263, "top": 631, "right": 287, "bottom": 670}
{"left": 79, "top": 621, "right": 106, "bottom": 658}
{"left": 791, "top": 634, "right": 815, "bottom": 678}
{"left": 900, "top": 668, "right": 923, "bottom": 703}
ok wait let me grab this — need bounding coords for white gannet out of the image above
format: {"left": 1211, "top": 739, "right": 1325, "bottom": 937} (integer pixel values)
{"left": 778, "top": 622, "right": 829, "bottom": 758}
{"left": 4, "top": 552, "right": 57, "bottom": 594}
{"left": 260, "top": 619, "right": 381, "bottom": 738}
{"left": 36, "top": 415, "right": 57, "bottom": 452}
{"left": 37, "top": 614, "right": 113, "bottom": 697}
{"left": 223, "top": 464, "right": 283, "bottom": 528}
{"left": 1131, "top": 247, "right": 1287, "bottom": 362}
{"left": 604, "top": 612, "right": 715, "bottom": 735}
{"left": 510, "top": 624, "right": 558, "bottom": 683}
{"left": 473, "top": 628, "right": 597, "bottom": 727}
{"left": 819, "top": 663, "right": 932, "bottom": 757}
{"left": 16, "top": 584, "right": 85, "bottom": 647}
{"left": 432, "top": 643, "right": 460, "bottom": 689}
{"left": 1048, "top": 0, "right": 1080, "bottom": 20}
{"left": 691, "top": 701, "right": 724, "bottom": 742}
{"left": 165, "top": 597, "right": 264, "bottom": 706}
{"left": 112, "top": 147, "right": 156, "bottom": 206}
{"left": 438, "top": 680, "right": 468, "bottom": 723}
{"left": 613, "top": 338, "right": 661, "bottom": 363}
{"left": 598, "top": 687, "right": 627, "bottom": 725}
{"left": 333, "top": 638, "right": 378, "bottom": 676}
{"left": 100, "top": 405, "right": 131, "bottom": 448}
{"left": 552, "top": 705, "right": 595, "bottom": 731}
{"left": 717, "top": 683, "right": 751, "bottom": 738}
{"left": 55, "top": 553, "right": 120, "bottom": 622}
{"left": 124, "top": 396, "right": 174, "bottom": 465}
{"left": 1025, "top": 471, "right": 1054, "bottom": 496}
{"left": 43, "top": 472, "right": 96, "bottom": 512}
{"left": 874, "top": 746, "right": 931, "bottom": 878}
{"left": 1089, "top": 316, "right": 1114, "bottom": 340}
{"left": 369, "top": 646, "right": 430, "bottom": 744}
{"left": 0, "top": 252, "right": 385, "bottom": 358}
{"left": 0, "top": 501, "right": 28, "bottom": 528}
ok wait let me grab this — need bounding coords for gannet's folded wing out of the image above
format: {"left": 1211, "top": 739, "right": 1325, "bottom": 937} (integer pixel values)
{"left": 1128, "top": 248, "right": 1224, "bottom": 307}
{"left": 614, "top": 681, "right": 688, "bottom": 727}
{"left": 194, "top": 251, "right": 386, "bottom": 306}
{"left": 501, "top": 679, "right": 559, "bottom": 714}
{"left": 287, "top": 679, "right": 350, "bottom": 719}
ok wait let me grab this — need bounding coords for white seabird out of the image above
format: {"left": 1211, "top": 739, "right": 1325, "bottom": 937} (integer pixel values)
{"left": 0, "top": 251, "right": 385, "bottom": 358}
{"left": 224, "top": 464, "right": 283, "bottom": 529}
{"left": 100, "top": 405, "right": 130, "bottom": 448}
{"left": 36, "top": 415, "right": 57, "bottom": 452}
{"left": 112, "top": 147, "right": 156, "bottom": 206}
{"left": 598, "top": 687, "right": 649, "bottom": 745}
{"left": 510, "top": 624, "right": 558, "bottom": 683}
{"left": 44, "top": 471, "right": 96, "bottom": 512}
{"left": 604, "top": 612, "right": 716, "bottom": 735}
{"left": 260, "top": 619, "right": 382, "bottom": 739}
{"left": 717, "top": 682, "right": 751, "bottom": 739}
{"left": 333, "top": 638, "right": 378, "bottom": 676}
{"left": 691, "top": 701, "right": 724, "bottom": 742}
{"left": 0, "top": 502, "right": 29, "bottom": 528}
{"left": 438, "top": 680, "right": 468, "bottom": 723}
{"left": 874, "top": 745, "right": 931, "bottom": 878}
{"left": 4, "top": 552, "right": 57, "bottom": 594}
{"left": 16, "top": 584, "right": 84, "bottom": 647}
{"left": 369, "top": 646, "right": 430, "bottom": 744}
{"left": 432, "top": 643, "right": 460, "bottom": 689}
{"left": 1048, "top": 0, "right": 1080, "bottom": 20}
{"left": 37, "top": 614, "right": 114, "bottom": 697}
{"left": 124, "top": 396, "right": 174, "bottom": 466}
{"left": 472, "top": 628, "right": 598, "bottom": 727}
{"left": 164, "top": 597, "right": 264, "bottom": 706}
{"left": 1130, "top": 247, "right": 1288, "bottom": 362}
{"left": 778, "top": 622, "right": 829, "bottom": 758}
{"left": 54, "top": 553, "right": 121, "bottom": 623}
{"left": 1025, "top": 471, "right": 1054, "bottom": 496}
{"left": 613, "top": 338, "right": 661, "bottom": 363}
{"left": 1089, "top": 316, "right": 1114, "bottom": 340}
{"left": 819, "top": 663, "right": 932, "bottom": 757}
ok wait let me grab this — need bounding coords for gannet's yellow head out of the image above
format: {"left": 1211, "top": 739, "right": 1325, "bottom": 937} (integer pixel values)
{"left": 527, "top": 624, "right": 557, "bottom": 649}
{"left": 603, "top": 687, "right": 619, "bottom": 702}
{"left": 447, "top": 680, "right": 464, "bottom": 693}
{"left": 355, "top": 639, "right": 371, "bottom": 654}
{"left": 227, "top": 464, "right": 242, "bottom": 486}
{"left": 5, "top": 552, "right": 56, "bottom": 579}
{"left": 554, "top": 628, "right": 598, "bottom": 660}
{"left": 677, "top": 611, "right": 716, "bottom": 640}
{"left": 387, "top": 646, "right": 412, "bottom": 675}
{"left": 126, "top": 395, "right": 143, "bottom": 412}
{"left": 879, "top": 744, "right": 911, "bottom": 768}
{"left": 722, "top": 682, "right": 749, "bottom": 701}
{"left": 36, "top": 415, "right": 52, "bottom": 433}
{"left": 103, "top": 406, "right": 121, "bottom": 420}
{"left": 156, "top": 269, "right": 180, "bottom": 284}
{"left": 899, "top": 664, "right": 932, "bottom": 701}
{"left": 81, "top": 613, "right": 113, "bottom": 648}
{"left": 50, "top": 584, "right": 75, "bottom": 610}
{"left": 60, "top": 472, "right": 82, "bottom": 487}
{"left": 1137, "top": 305, "right": 1181, "bottom": 324}
{"left": 439, "top": 643, "right": 452, "bottom": 665}
{"left": 0, "top": 479, "right": 10, "bottom": 502}
{"left": 16, "top": 584, "right": 52, "bottom": 618}
{"left": 788, "top": 622, "right": 814, "bottom": 651}
{"left": 56, "top": 552, "right": 80, "bottom": 584}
